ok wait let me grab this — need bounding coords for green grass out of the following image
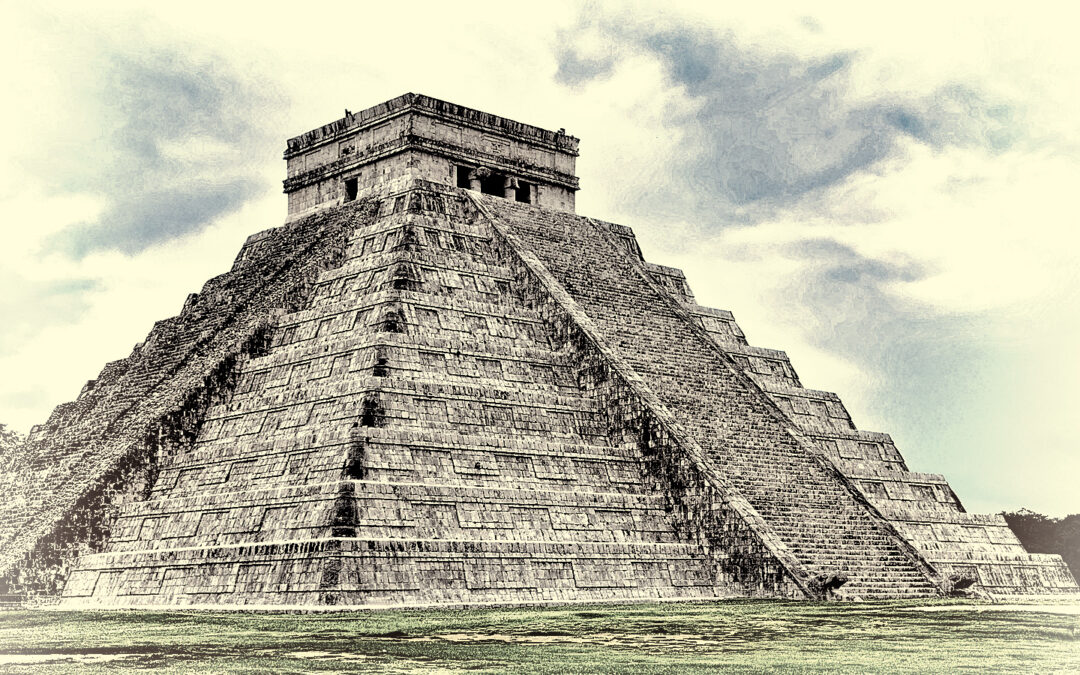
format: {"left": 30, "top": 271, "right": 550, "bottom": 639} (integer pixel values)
{"left": 0, "top": 600, "right": 1077, "bottom": 673}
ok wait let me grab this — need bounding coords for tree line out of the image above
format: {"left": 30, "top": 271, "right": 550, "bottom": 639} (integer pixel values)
{"left": 1002, "top": 510, "right": 1080, "bottom": 584}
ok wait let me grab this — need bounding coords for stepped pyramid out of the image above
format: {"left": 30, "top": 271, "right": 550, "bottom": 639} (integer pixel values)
{"left": 1, "top": 93, "right": 1075, "bottom": 608}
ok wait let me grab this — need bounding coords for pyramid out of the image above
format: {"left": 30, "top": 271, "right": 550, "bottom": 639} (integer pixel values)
{"left": 1, "top": 94, "right": 1075, "bottom": 608}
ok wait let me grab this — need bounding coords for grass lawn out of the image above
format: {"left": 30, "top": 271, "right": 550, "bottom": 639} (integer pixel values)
{"left": 0, "top": 599, "right": 1077, "bottom": 673}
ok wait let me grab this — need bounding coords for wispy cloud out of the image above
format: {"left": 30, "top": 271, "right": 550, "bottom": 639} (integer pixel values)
{"left": 0, "top": 273, "right": 101, "bottom": 351}
{"left": 555, "top": 16, "right": 1021, "bottom": 225}
{"left": 53, "top": 180, "right": 261, "bottom": 257}
{"left": 554, "top": 7, "right": 1080, "bottom": 514}
{"left": 0, "top": 7, "right": 287, "bottom": 433}
{"left": 17, "top": 25, "right": 283, "bottom": 257}
{"left": 0, "top": 2, "right": 1074, "bottom": 516}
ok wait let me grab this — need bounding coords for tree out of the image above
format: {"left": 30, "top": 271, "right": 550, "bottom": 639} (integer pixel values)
{"left": 0, "top": 423, "right": 25, "bottom": 471}
{"left": 0, "top": 423, "right": 23, "bottom": 450}
{"left": 1002, "top": 509, "right": 1080, "bottom": 585}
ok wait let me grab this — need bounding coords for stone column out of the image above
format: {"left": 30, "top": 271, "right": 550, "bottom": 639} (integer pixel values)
{"left": 503, "top": 176, "right": 520, "bottom": 199}
{"left": 467, "top": 166, "right": 491, "bottom": 191}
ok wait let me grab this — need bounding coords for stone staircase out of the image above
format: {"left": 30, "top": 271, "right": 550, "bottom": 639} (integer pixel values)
{"left": 62, "top": 184, "right": 735, "bottom": 608}
{"left": 43, "top": 180, "right": 1076, "bottom": 606}
{"left": 632, "top": 239, "right": 1078, "bottom": 598}
{"left": 477, "top": 193, "right": 943, "bottom": 599}
{"left": 473, "top": 191, "right": 1077, "bottom": 599}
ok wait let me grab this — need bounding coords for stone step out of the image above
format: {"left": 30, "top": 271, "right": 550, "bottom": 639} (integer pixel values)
{"left": 64, "top": 536, "right": 732, "bottom": 608}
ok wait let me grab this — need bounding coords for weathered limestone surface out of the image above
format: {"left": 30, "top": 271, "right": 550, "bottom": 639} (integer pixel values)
{"left": 283, "top": 93, "right": 579, "bottom": 220}
{"left": 0, "top": 204, "right": 366, "bottom": 603}
{"left": 474, "top": 194, "right": 943, "bottom": 599}
{"left": 59, "top": 185, "right": 745, "bottom": 608}
{"left": 654, "top": 273, "right": 1078, "bottom": 596}
{"left": 3, "top": 94, "right": 1074, "bottom": 607}
{"left": 564, "top": 218, "right": 1077, "bottom": 598}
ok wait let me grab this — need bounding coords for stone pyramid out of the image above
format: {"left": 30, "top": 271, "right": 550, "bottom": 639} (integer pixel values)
{"left": 1, "top": 94, "right": 1075, "bottom": 608}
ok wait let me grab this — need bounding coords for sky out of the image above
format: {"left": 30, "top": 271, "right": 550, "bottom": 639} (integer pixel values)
{"left": 1, "top": 1, "right": 1077, "bottom": 516}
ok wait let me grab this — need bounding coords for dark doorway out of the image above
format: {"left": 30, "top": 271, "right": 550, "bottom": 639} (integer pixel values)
{"left": 456, "top": 166, "right": 472, "bottom": 188}
{"left": 515, "top": 181, "right": 533, "bottom": 203}
{"left": 344, "top": 177, "right": 358, "bottom": 202}
{"left": 480, "top": 173, "right": 503, "bottom": 196}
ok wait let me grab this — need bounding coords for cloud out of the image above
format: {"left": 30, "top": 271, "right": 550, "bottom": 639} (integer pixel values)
{"left": 639, "top": 142, "right": 1080, "bottom": 514}
{"left": 554, "top": 48, "right": 616, "bottom": 88}
{"left": 0, "top": 7, "right": 287, "bottom": 433}
{"left": 776, "top": 238, "right": 928, "bottom": 285}
{"left": 0, "top": 272, "right": 101, "bottom": 351}
{"left": 668, "top": 224, "right": 1015, "bottom": 506}
{"left": 52, "top": 180, "right": 260, "bottom": 257}
{"left": 555, "top": 15, "right": 1022, "bottom": 225}
{"left": 0, "top": 1, "right": 1073, "bottom": 519}
{"left": 12, "top": 17, "right": 283, "bottom": 257}
{"left": 558, "top": 8, "right": 1079, "bottom": 514}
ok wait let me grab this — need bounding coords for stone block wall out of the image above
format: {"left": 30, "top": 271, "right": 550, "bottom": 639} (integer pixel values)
{"left": 568, "top": 205, "right": 1078, "bottom": 598}
{"left": 8, "top": 172, "right": 1075, "bottom": 607}
{"left": 59, "top": 183, "right": 740, "bottom": 608}
{"left": 0, "top": 201, "right": 367, "bottom": 604}
{"left": 475, "top": 193, "right": 943, "bottom": 599}
{"left": 284, "top": 93, "right": 579, "bottom": 220}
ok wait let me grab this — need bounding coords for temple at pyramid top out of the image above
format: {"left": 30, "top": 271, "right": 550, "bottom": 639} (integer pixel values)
{"left": 283, "top": 93, "right": 580, "bottom": 219}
